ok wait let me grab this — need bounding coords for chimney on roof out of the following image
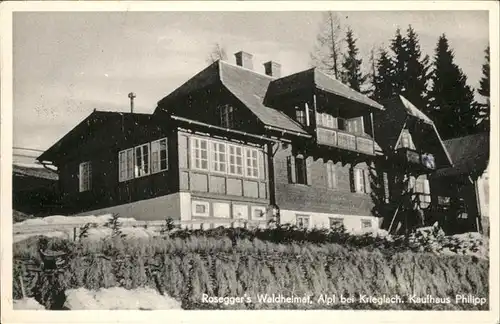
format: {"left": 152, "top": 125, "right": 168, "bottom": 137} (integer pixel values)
{"left": 263, "top": 61, "right": 281, "bottom": 78}
{"left": 234, "top": 51, "right": 253, "bottom": 70}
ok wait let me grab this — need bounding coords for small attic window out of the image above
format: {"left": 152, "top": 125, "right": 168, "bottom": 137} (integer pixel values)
{"left": 218, "top": 104, "right": 234, "bottom": 128}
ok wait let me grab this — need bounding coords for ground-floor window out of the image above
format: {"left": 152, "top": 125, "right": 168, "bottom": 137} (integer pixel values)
{"left": 192, "top": 200, "right": 210, "bottom": 217}
{"left": 296, "top": 214, "right": 310, "bottom": 229}
{"left": 232, "top": 204, "right": 248, "bottom": 220}
{"left": 361, "top": 219, "right": 372, "bottom": 229}
{"left": 251, "top": 206, "right": 266, "bottom": 220}
{"left": 329, "top": 217, "right": 343, "bottom": 228}
{"left": 213, "top": 202, "right": 230, "bottom": 218}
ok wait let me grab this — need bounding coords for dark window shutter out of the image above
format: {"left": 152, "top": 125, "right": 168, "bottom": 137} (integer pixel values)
{"left": 287, "top": 156, "right": 296, "bottom": 183}
{"left": 349, "top": 167, "right": 356, "bottom": 192}
{"left": 306, "top": 157, "right": 313, "bottom": 185}
{"left": 338, "top": 118, "right": 345, "bottom": 131}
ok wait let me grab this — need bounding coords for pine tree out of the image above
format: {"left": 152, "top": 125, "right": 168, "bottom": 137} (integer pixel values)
{"left": 477, "top": 46, "right": 490, "bottom": 132}
{"left": 402, "top": 25, "right": 431, "bottom": 111}
{"left": 340, "top": 27, "right": 367, "bottom": 92}
{"left": 371, "top": 48, "right": 395, "bottom": 102}
{"left": 310, "top": 12, "right": 344, "bottom": 79}
{"left": 427, "top": 34, "right": 477, "bottom": 140}
{"left": 390, "top": 28, "right": 407, "bottom": 94}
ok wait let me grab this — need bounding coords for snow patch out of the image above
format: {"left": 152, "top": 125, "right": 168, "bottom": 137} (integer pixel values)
{"left": 64, "top": 287, "right": 182, "bottom": 310}
{"left": 13, "top": 298, "right": 45, "bottom": 310}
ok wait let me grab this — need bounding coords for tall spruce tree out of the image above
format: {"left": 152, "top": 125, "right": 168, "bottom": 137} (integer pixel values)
{"left": 477, "top": 46, "right": 490, "bottom": 132}
{"left": 371, "top": 48, "right": 395, "bottom": 102}
{"left": 401, "top": 25, "right": 431, "bottom": 111}
{"left": 311, "top": 12, "right": 344, "bottom": 79}
{"left": 427, "top": 34, "right": 477, "bottom": 140}
{"left": 340, "top": 27, "right": 367, "bottom": 92}
{"left": 390, "top": 28, "right": 407, "bottom": 94}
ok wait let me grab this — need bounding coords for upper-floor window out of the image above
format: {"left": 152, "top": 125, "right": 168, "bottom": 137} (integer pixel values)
{"left": 190, "top": 136, "right": 261, "bottom": 179}
{"left": 287, "top": 154, "right": 311, "bottom": 185}
{"left": 317, "top": 113, "right": 338, "bottom": 129}
{"left": 218, "top": 104, "right": 234, "bottom": 128}
{"left": 228, "top": 144, "right": 244, "bottom": 176}
{"left": 119, "top": 148, "right": 134, "bottom": 182}
{"left": 191, "top": 138, "right": 209, "bottom": 171}
{"left": 345, "top": 117, "right": 364, "bottom": 135}
{"left": 326, "top": 161, "right": 337, "bottom": 189}
{"left": 135, "top": 143, "right": 150, "bottom": 177}
{"left": 295, "top": 106, "right": 306, "bottom": 125}
{"left": 151, "top": 138, "right": 168, "bottom": 173}
{"left": 353, "top": 167, "right": 370, "bottom": 194}
{"left": 212, "top": 141, "right": 227, "bottom": 173}
{"left": 79, "top": 161, "right": 92, "bottom": 192}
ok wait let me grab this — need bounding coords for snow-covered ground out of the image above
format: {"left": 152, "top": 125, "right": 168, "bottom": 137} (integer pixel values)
{"left": 13, "top": 287, "right": 182, "bottom": 310}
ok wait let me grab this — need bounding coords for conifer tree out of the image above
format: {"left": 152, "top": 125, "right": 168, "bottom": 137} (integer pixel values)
{"left": 340, "top": 27, "right": 367, "bottom": 92}
{"left": 390, "top": 28, "right": 407, "bottom": 94}
{"left": 401, "top": 25, "right": 431, "bottom": 111}
{"left": 371, "top": 48, "right": 395, "bottom": 102}
{"left": 477, "top": 46, "right": 490, "bottom": 132}
{"left": 427, "top": 34, "right": 477, "bottom": 140}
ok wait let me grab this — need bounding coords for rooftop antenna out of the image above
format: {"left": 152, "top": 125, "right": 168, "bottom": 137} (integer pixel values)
{"left": 128, "top": 92, "right": 136, "bottom": 113}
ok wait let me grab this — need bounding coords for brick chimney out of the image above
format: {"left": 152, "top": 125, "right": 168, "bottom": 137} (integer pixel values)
{"left": 234, "top": 51, "right": 253, "bottom": 70}
{"left": 263, "top": 61, "right": 281, "bottom": 78}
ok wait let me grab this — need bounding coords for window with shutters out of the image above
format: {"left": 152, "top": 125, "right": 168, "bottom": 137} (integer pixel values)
{"left": 326, "top": 161, "right": 337, "bottom": 189}
{"left": 288, "top": 154, "right": 311, "bottom": 185}
{"left": 135, "top": 143, "right": 150, "bottom": 177}
{"left": 151, "top": 138, "right": 168, "bottom": 173}
{"left": 352, "top": 167, "right": 370, "bottom": 194}
{"left": 346, "top": 117, "right": 364, "bottom": 135}
{"left": 79, "top": 161, "right": 92, "bottom": 192}
{"left": 317, "top": 113, "right": 338, "bottom": 129}
{"left": 118, "top": 148, "right": 134, "bottom": 182}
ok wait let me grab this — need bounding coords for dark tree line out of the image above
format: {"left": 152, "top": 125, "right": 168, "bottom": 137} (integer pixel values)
{"left": 311, "top": 14, "right": 490, "bottom": 140}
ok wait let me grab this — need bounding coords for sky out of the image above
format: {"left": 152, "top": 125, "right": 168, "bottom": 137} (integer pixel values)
{"left": 13, "top": 10, "right": 489, "bottom": 151}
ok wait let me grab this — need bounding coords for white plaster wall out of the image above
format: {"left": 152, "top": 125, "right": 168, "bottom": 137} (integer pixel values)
{"left": 179, "top": 192, "right": 192, "bottom": 221}
{"left": 280, "top": 209, "right": 380, "bottom": 233}
{"left": 77, "top": 193, "right": 182, "bottom": 221}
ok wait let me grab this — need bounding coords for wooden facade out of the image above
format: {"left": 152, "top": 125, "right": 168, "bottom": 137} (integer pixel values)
{"left": 37, "top": 55, "right": 483, "bottom": 233}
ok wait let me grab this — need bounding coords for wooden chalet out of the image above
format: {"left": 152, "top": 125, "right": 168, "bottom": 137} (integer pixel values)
{"left": 37, "top": 51, "right": 483, "bottom": 233}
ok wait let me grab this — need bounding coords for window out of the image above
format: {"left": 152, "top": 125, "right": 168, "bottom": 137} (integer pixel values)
{"left": 361, "top": 219, "right": 372, "bottom": 229}
{"left": 212, "top": 142, "right": 227, "bottom": 173}
{"left": 295, "top": 107, "right": 306, "bottom": 125}
{"left": 346, "top": 117, "right": 364, "bottom": 135}
{"left": 295, "top": 156, "right": 307, "bottom": 185}
{"left": 118, "top": 148, "right": 134, "bottom": 182}
{"left": 326, "top": 161, "right": 337, "bottom": 189}
{"left": 245, "top": 148, "right": 259, "bottom": 178}
{"left": 219, "top": 104, "right": 234, "bottom": 128}
{"left": 437, "top": 196, "right": 451, "bottom": 207}
{"left": 401, "top": 129, "right": 410, "bottom": 148}
{"left": 134, "top": 143, "right": 150, "bottom": 177}
{"left": 79, "top": 161, "right": 92, "bottom": 192}
{"left": 296, "top": 214, "right": 310, "bottom": 229}
{"left": 228, "top": 144, "right": 244, "bottom": 176}
{"left": 329, "top": 217, "right": 343, "bottom": 228}
{"left": 251, "top": 206, "right": 266, "bottom": 220}
{"left": 192, "top": 200, "right": 210, "bottom": 217}
{"left": 353, "top": 168, "right": 366, "bottom": 193}
{"left": 191, "top": 138, "right": 209, "bottom": 171}
{"left": 151, "top": 138, "right": 168, "bottom": 173}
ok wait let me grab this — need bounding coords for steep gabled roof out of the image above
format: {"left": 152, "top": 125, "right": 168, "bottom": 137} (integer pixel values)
{"left": 38, "top": 111, "right": 152, "bottom": 163}
{"left": 435, "top": 132, "right": 490, "bottom": 178}
{"left": 157, "top": 60, "right": 308, "bottom": 135}
{"left": 373, "top": 95, "right": 453, "bottom": 167}
{"left": 267, "top": 68, "right": 384, "bottom": 111}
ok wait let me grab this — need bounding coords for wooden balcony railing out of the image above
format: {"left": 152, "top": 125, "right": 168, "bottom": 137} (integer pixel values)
{"left": 316, "top": 127, "right": 375, "bottom": 155}
{"left": 396, "top": 148, "right": 436, "bottom": 171}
